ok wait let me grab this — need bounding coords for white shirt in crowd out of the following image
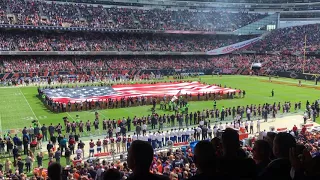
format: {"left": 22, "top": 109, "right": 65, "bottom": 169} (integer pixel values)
{"left": 257, "top": 120, "right": 260, "bottom": 127}
{"left": 183, "top": 129, "right": 188, "bottom": 136}
{"left": 196, "top": 127, "right": 202, "bottom": 133}
{"left": 142, "top": 135, "right": 148, "bottom": 141}
{"left": 199, "top": 120, "right": 204, "bottom": 126}
{"left": 258, "top": 130, "right": 268, "bottom": 140}
{"left": 166, "top": 132, "right": 171, "bottom": 139}
{"left": 258, "top": 131, "right": 264, "bottom": 140}
{"left": 225, "top": 123, "right": 230, "bottom": 129}
{"left": 219, "top": 124, "right": 224, "bottom": 130}
{"left": 29, "top": 127, "right": 34, "bottom": 135}
{"left": 175, "top": 130, "right": 179, "bottom": 136}
{"left": 116, "top": 127, "right": 121, "bottom": 133}
{"left": 142, "top": 124, "right": 147, "bottom": 130}
{"left": 250, "top": 121, "right": 254, "bottom": 127}
{"left": 245, "top": 121, "right": 249, "bottom": 127}
{"left": 213, "top": 127, "right": 218, "bottom": 136}
{"left": 235, "top": 123, "right": 240, "bottom": 129}
{"left": 170, "top": 131, "right": 175, "bottom": 137}
{"left": 157, "top": 133, "right": 163, "bottom": 141}
{"left": 132, "top": 134, "right": 137, "bottom": 141}
{"left": 290, "top": 131, "right": 295, "bottom": 137}
{"left": 151, "top": 134, "right": 157, "bottom": 140}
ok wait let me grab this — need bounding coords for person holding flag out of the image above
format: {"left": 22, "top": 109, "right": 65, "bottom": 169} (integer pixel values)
{"left": 171, "top": 90, "right": 181, "bottom": 102}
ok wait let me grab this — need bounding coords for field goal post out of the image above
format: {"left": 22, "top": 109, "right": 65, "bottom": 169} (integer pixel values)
{"left": 302, "top": 35, "right": 320, "bottom": 82}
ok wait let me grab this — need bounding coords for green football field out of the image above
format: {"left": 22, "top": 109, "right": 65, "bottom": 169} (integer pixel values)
{"left": 0, "top": 75, "right": 319, "bottom": 135}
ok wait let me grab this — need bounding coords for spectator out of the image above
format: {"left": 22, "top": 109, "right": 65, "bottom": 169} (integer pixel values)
{"left": 252, "top": 140, "right": 272, "bottom": 174}
{"left": 36, "top": 152, "right": 43, "bottom": 168}
{"left": 65, "top": 147, "right": 71, "bottom": 165}
{"left": 219, "top": 128, "right": 257, "bottom": 179}
{"left": 16, "top": 157, "right": 24, "bottom": 174}
{"left": 190, "top": 140, "right": 217, "bottom": 180}
{"left": 48, "top": 162, "right": 62, "bottom": 180}
{"left": 259, "top": 132, "right": 296, "bottom": 179}
{"left": 55, "top": 148, "right": 61, "bottom": 164}
{"left": 103, "top": 169, "right": 121, "bottom": 180}
{"left": 25, "top": 154, "right": 33, "bottom": 173}
{"left": 127, "top": 140, "right": 169, "bottom": 180}
{"left": 96, "top": 165, "right": 105, "bottom": 180}
{"left": 4, "top": 158, "right": 12, "bottom": 173}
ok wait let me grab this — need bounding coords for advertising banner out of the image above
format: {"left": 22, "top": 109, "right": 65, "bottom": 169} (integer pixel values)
{"left": 206, "top": 36, "right": 262, "bottom": 55}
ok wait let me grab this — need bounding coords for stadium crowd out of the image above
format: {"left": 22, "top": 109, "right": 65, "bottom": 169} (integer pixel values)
{"left": 0, "top": 98, "right": 320, "bottom": 180}
{"left": 246, "top": 23, "right": 320, "bottom": 53}
{"left": 0, "top": 31, "right": 248, "bottom": 52}
{"left": 1, "top": 54, "right": 320, "bottom": 74}
{"left": 0, "top": 0, "right": 266, "bottom": 31}
{"left": 0, "top": 23, "right": 319, "bottom": 53}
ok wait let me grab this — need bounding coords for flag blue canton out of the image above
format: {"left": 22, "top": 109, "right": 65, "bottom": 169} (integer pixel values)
{"left": 43, "top": 86, "right": 118, "bottom": 99}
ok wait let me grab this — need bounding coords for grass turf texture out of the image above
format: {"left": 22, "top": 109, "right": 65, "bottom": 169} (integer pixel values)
{"left": 0, "top": 75, "right": 320, "bottom": 134}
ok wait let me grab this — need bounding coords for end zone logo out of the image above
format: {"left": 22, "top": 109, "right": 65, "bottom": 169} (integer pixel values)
{"left": 290, "top": 72, "right": 298, "bottom": 79}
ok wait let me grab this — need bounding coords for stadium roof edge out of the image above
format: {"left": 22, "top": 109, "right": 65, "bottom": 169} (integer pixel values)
{"left": 61, "top": 0, "right": 320, "bottom": 6}
{"left": 47, "top": 0, "right": 320, "bottom": 10}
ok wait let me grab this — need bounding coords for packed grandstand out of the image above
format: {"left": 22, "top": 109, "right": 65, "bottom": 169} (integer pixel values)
{"left": 1, "top": 0, "right": 320, "bottom": 180}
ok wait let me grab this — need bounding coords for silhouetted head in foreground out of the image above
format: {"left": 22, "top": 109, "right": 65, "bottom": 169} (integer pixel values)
{"left": 273, "top": 132, "right": 296, "bottom": 158}
{"left": 103, "top": 168, "right": 121, "bottom": 180}
{"left": 194, "top": 140, "right": 216, "bottom": 175}
{"left": 127, "top": 140, "right": 154, "bottom": 174}
{"left": 222, "top": 128, "right": 240, "bottom": 157}
{"left": 48, "top": 162, "right": 62, "bottom": 180}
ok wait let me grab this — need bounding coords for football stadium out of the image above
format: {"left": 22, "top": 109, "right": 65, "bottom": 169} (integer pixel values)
{"left": 0, "top": 0, "right": 320, "bottom": 179}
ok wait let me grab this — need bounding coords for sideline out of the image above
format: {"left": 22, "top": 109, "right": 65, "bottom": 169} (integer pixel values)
{"left": 0, "top": 114, "right": 2, "bottom": 134}
{"left": 18, "top": 87, "right": 39, "bottom": 121}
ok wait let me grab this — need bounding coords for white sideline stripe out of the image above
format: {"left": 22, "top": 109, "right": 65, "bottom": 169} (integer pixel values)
{"left": 0, "top": 114, "right": 3, "bottom": 133}
{"left": 18, "top": 87, "right": 38, "bottom": 121}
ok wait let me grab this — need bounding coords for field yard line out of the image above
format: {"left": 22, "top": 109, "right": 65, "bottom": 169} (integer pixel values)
{"left": 252, "top": 76, "right": 318, "bottom": 86}
{"left": 66, "top": 112, "right": 75, "bottom": 121}
{"left": 98, "top": 111, "right": 107, "bottom": 118}
{"left": 0, "top": 114, "right": 2, "bottom": 133}
{"left": 18, "top": 87, "right": 38, "bottom": 120}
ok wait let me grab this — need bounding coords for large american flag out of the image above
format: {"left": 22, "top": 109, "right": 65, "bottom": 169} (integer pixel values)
{"left": 43, "top": 82, "right": 237, "bottom": 103}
